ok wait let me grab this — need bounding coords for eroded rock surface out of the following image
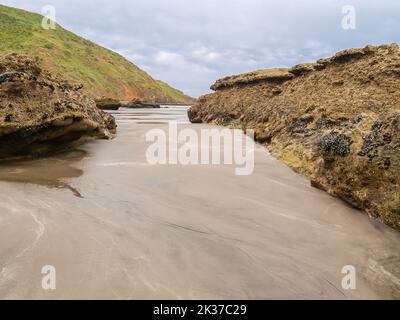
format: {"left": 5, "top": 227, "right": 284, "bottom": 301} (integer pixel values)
{"left": 125, "top": 98, "right": 161, "bottom": 109}
{"left": 0, "top": 54, "right": 116, "bottom": 160}
{"left": 95, "top": 98, "right": 122, "bottom": 110}
{"left": 189, "top": 44, "right": 400, "bottom": 231}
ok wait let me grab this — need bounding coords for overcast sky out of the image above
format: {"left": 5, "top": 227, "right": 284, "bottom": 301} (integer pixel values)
{"left": 1, "top": 0, "right": 399, "bottom": 97}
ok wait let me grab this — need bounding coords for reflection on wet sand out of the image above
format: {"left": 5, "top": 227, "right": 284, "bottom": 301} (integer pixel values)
{"left": 0, "top": 107, "right": 399, "bottom": 300}
{"left": 0, "top": 150, "right": 85, "bottom": 198}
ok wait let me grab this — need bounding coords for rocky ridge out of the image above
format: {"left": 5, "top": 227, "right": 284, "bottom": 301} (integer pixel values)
{"left": 0, "top": 53, "right": 116, "bottom": 160}
{"left": 188, "top": 44, "right": 400, "bottom": 231}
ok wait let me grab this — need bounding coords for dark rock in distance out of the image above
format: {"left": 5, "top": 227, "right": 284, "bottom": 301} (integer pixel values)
{"left": 95, "top": 98, "right": 122, "bottom": 110}
{"left": 125, "top": 98, "right": 161, "bottom": 109}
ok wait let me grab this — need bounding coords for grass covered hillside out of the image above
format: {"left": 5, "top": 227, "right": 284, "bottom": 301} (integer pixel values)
{"left": 0, "top": 4, "right": 193, "bottom": 103}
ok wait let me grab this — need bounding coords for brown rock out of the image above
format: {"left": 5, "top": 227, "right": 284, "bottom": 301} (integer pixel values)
{"left": 289, "top": 63, "right": 316, "bottom": 76}
{"left": 125, "top": 98, "right": 160, "bottom": 109}
{"left": 188, "top": 44, "right": 400, "bottom": 231}
{"left": 95, "top": 98, "right": 122, "bottom": 110}
{"left": 210, "top": 68, "right": 294, "bottom": 90}
{"left": 0, "top": 54, "right": 116, "bottom": 160}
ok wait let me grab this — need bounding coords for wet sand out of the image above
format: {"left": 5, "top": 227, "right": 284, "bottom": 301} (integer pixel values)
{"left": 0, "top": 107, "right": 399, "bottom": 299}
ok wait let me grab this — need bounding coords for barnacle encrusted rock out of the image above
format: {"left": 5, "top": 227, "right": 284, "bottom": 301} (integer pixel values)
{"left": 188, "top": 44, "right": 400, "bottom": 231}
{"left": 0, "top": 54, "right": 116, "bottom": 160}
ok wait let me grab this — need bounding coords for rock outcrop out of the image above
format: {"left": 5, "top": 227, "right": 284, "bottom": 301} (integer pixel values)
{"left": 95, "top": 98, "right": 122, "bottom": 110}
{"left": 0, "top": 54, "right": 116, "bottom": 161}
{"left": 188, "top": 44, "right": 400, "bottom": 231}
{"left": 125, "top": 98, "right": 161, "bottom": 109}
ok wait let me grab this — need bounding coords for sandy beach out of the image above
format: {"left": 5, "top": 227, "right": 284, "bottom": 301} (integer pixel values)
{"left": 0, "top": 107, "right": 399, "bottom": 299}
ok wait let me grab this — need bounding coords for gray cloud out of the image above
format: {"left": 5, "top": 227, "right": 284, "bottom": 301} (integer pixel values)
{"left": 1, "top": 0, "right": 399, "bottom": 96}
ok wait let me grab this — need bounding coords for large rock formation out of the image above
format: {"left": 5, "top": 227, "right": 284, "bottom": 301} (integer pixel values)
{"left": 0, "top": 54, "right": 116, "bottom": 160}
{"left": 189, "top": 44, "right": 400, "bottom": 231}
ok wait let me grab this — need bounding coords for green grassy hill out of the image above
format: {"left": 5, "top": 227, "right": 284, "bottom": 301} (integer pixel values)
{"left": 0, "top": 4, "right": 193, "bottom": 103}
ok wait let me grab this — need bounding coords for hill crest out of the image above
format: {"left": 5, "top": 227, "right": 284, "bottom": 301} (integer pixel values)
{"left": 0, "top": 4, "right": 193, "bottom": 103}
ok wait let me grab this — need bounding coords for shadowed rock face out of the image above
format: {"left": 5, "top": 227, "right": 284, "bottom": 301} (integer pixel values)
{"left": 188, "top": 44, "right": 400, "bottom": 231}
{"left": 0, "top": 54, "right": 117, "bottom": 160}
